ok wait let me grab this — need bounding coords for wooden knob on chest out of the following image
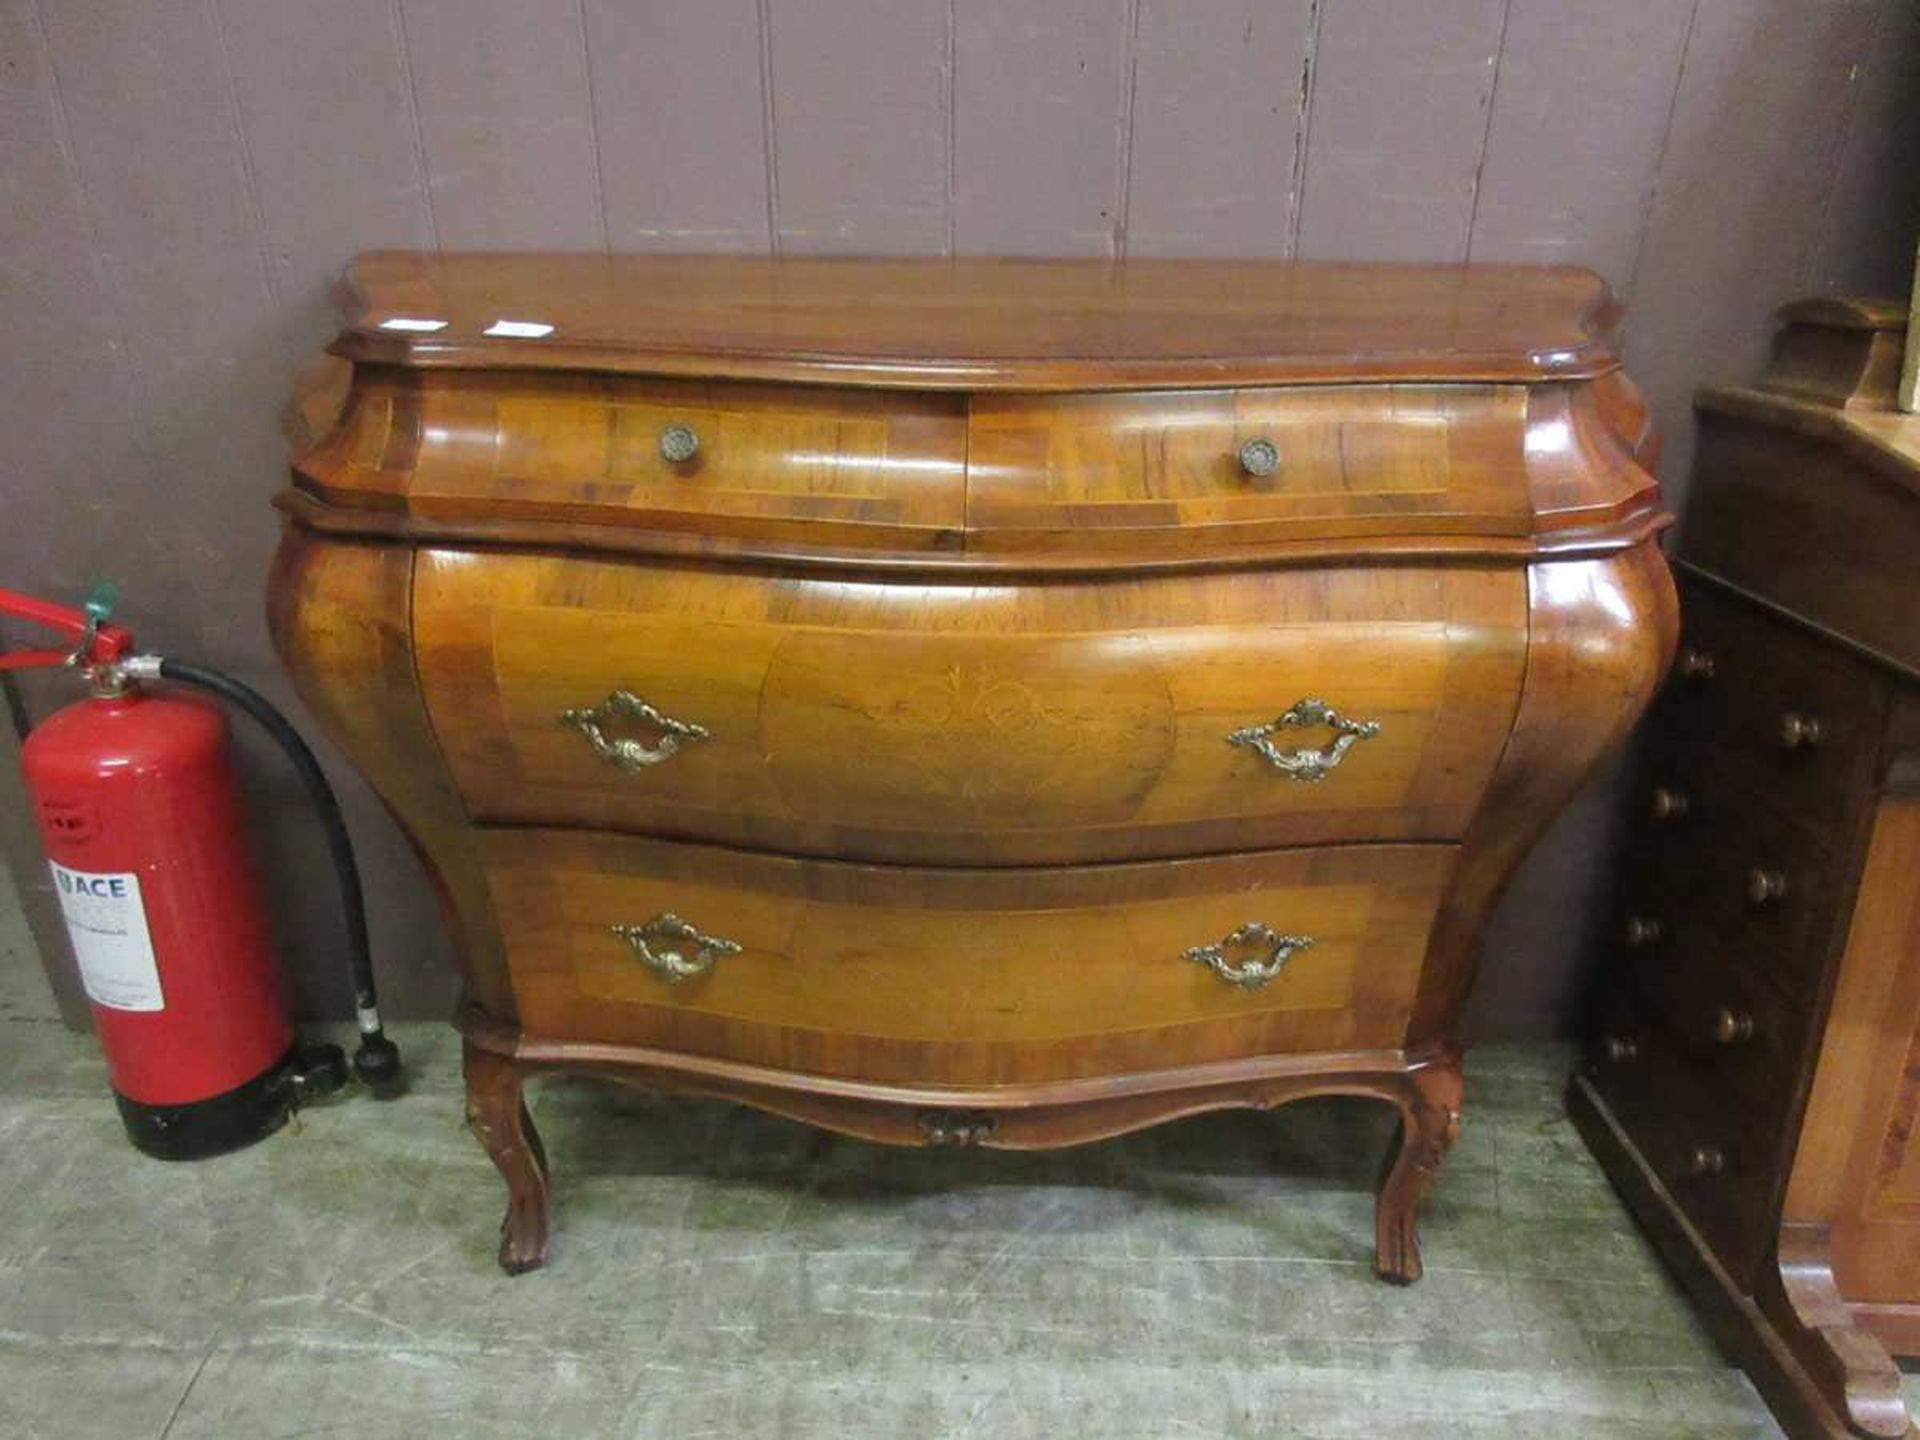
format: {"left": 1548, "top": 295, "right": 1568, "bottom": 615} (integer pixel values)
{"left": 1676, "top": 648, "right": 1716, "bottom": 682}
{"left": 1623, "top": 915, "right": 1663, "bottom": 948}
{"left": 1688, "top": 1145, "right": 1726, "bottom": 1177}
{"left": 1601, "top": 1035, "right": 1639, "bottom": 1065}
{"left": 1649, "top": 787, "right": 1690, "bottom": 822}
{"left": 1778, "top": 712, "right": 1822, "bottom": 750}
{"left": 1712, "top": 1008, "right": 1754, "bottom": 1045}
{"left": 1237, "top": 437, "right": 1281, "bottom": 478}
{"left": 1745, "top": 868, "right": 1787, "bottom": 907}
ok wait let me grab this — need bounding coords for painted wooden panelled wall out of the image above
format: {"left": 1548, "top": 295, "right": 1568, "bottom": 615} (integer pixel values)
{"left": 4, "top": 0, "right": 1918, "bottom": 1033}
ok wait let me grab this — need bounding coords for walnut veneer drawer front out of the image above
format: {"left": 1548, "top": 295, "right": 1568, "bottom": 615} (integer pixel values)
{"left": 298, "top": 369, "right": 967, "bottom": 549}
{"left": 482, "top": 830, "right": 1456, "bottom": 1085}
{"left": 414, "top": 553, "right": 1527, "bottom": 864}
{"left": 966, "top": 386, "right": 1535, "bottom": 550}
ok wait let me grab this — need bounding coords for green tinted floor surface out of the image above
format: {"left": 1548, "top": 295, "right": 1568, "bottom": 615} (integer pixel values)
{"left": 0, "top": 1019, "right": 1914, "bottom": 1439}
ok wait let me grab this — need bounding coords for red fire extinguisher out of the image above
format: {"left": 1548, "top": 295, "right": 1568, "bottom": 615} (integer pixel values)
{"left": 1, "top": 583, "right": 399, "bottom": 1158}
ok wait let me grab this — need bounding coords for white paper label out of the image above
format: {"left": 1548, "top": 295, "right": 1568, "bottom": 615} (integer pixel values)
{"left": 50, "top": 863, "right": 164, "bottom": 1012}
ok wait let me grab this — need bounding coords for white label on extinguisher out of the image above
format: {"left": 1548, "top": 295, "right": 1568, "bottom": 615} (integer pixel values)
{"left": 49, "top": 863, "right": 164, "bottom": 1012}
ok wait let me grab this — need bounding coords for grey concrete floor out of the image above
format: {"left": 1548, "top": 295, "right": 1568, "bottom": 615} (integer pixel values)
{"left": 14, "top": 1013, "right": 1920, "bottom": 1440}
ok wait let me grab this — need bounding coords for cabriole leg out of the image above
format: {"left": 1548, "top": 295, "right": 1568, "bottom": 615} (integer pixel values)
{"left": 1374, "top": 1051, "right": 1464, "bottom": 1285}
{"left": 463, "top": 1039, "right": 550, "bottom": 1275}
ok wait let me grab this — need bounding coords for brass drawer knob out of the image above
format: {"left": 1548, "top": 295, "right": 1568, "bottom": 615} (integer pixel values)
{"left": 1745, "top": 867, "right": 1787, "bottom": 907}
{"left": 1778, "top": 712, "right": 1822, "bottom": 750}
{"left": 1623, "top": 916, "right": 1663, "bottom": 948}
{"left": 1712, "top": 1008, "right": 1755, "bottom": 1045}
{"left": 1237, "top": 436, "right": 1281, "bottom": 478}
{"left": 658, "top": 423, "right": 701, "bottom": 464}
{"left": 561, "top": 690, "right": 709, "bottom": 771}
{"left": 1648, "top": 787, "right": 1690, "bottom": 822}
{"left": 1688, "top": 1145, "right": 1726, "bottom": 1177}
{"left": 1227, "top": 697, "right": 1381, "bottom": 782}
{"left": 1185, "top": 922, "right": 1315, "bottom": 991}
{"left": 1601, "top": 1035, "right": 1639, "bottom": 1065}
{"left": 611, "top": 913, "right": 740, "bottom": 984}
{"left": 1676, "top": 647, "right": 1716, "bottom": 682}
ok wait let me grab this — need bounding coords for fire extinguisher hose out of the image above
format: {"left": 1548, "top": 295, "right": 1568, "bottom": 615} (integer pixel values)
{"left": 144, "top": 658, "right": 402, "bottom": 1093}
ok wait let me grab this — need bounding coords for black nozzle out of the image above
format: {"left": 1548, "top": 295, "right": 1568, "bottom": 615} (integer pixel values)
{"left": 352, "top": 1032, "right": 404, "bottom": 1096}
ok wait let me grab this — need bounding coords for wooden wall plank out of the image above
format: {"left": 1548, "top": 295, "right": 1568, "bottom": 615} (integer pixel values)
{"left": 1294, "top": 0, "right": 1508, "bottom": 262}
{"left": 0, "top": 0, "right": 143, "bottom": 598}
{"left": 1623, "top": 0, "right": 1882, "bottom": 513}
{"left": 1804, "top": 0, "right": 1920, "bottom": 297}
{"left": 766, "top": 0, "right": 948, "bottom": 255}
{"left": 0, "top": 0, "right": 149, "bottom": 1030}
{"left": 398, "top": 0, "right": 605, "bottom": 249}
{"left": 1468, "top": 2, "right": 1695, "bottom": 285}
{"left": 583, "top": 0, "right": 771, "bottom": 253}
{"left": 952, "top": 0, "right": 1133, "bottom": 256}
{"left": 215, "top": 0, "right": 435, "bottom": 358}
{"left": 1122, "top": 0, "right": 1313, "bottom": 259}
{"left": 34, "top": 0, "right": 281, "bottom": 662}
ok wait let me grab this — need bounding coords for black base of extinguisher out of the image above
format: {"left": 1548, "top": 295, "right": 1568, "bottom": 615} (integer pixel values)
{"left": 113, "top": 1043, "right": 347, "bottom": 1160}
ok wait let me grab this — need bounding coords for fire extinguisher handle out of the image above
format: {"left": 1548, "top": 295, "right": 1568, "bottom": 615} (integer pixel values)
{"left": 147, "top": 657, "right": 403, "bottom": 1096}
{"left": 0, "top": 583, "right": 135, "bottom": 670}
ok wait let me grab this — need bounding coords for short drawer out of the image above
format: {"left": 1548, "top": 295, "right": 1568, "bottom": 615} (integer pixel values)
{"left": 1584, "top": 986, "right": 1778, "bottom": 1287}
{"left": 964, "top": 385, "right": 1533, "bottom": 551}
{"left": 415, "top": 552, "right": 1527, "bottom": 865}
{"left": 300, "top": 368, "right": 968, "bottom": 549}
{"left": 1654, "top": 578, "right": 1883, "bottom": 835}
{"left": 1606, "top": 759, "right": 1844, "bottom": 999}
{"left": 483, "top": 830, "right": 1456, "bottom": 1086}
{"left": 1616, "top": 930, "right": 1807, "bottom": 1122}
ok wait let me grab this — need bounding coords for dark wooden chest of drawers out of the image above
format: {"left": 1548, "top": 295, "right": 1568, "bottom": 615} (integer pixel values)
{"left": 1569, "top": 298, "right": 1920, "bottom": 1440}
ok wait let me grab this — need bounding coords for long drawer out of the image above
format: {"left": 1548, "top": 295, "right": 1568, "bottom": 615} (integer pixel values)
{"left": 481, "top": 830, "right": 1456, "bottom": 1086}
{"left": 415, "top": 553, "right": 1526, "bottom": 865}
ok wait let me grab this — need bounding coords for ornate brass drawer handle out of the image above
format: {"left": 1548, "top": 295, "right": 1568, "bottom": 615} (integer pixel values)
{"left": 561, "top": 690, "right": 709, "bottom": 772}
{"left": 1228, "top": 698, "right": 1381, "bottom": 782}
{"left": 610, "top": 913, "right": 740, "bottom": 984}
{"left": 1185, "top": 922, "right": 1315, "bottom": 991}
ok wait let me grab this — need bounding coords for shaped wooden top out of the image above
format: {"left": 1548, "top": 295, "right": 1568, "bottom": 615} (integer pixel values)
{"left": 332, "top": 252, "right": 1621, "bottom": 391}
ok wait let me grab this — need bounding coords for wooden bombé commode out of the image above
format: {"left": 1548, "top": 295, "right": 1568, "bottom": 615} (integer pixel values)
{"left": 268, "top": 254, "right": 1675, "bottom": 1276}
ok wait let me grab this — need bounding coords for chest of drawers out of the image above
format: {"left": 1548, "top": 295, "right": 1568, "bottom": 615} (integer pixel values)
{"left": 1569, "top": 298, "right": 1920, "bottom": 1439}
{"left": 269, "top": 253, "right": 1673, "bottom": 1277}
